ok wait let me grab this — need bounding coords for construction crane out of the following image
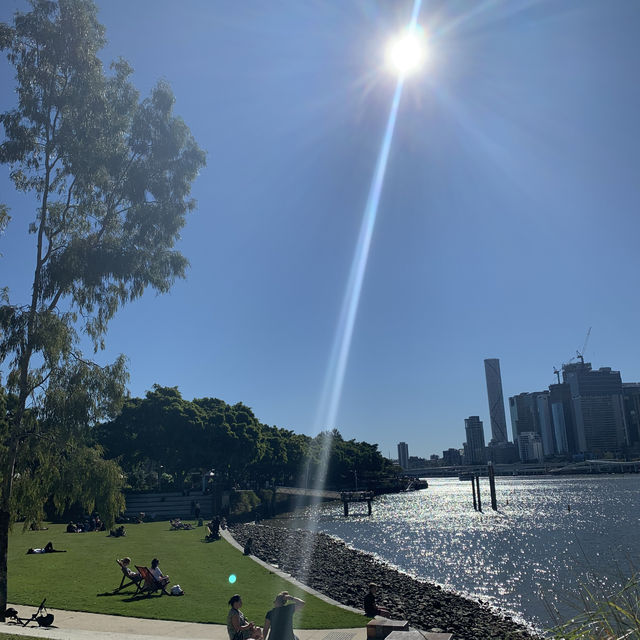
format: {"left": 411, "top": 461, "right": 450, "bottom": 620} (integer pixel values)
{"left": 553, "top": 327, "right": 592, "bottom": 383}
{"left": 576, "top": 327, "right": 592, "bottom": 364}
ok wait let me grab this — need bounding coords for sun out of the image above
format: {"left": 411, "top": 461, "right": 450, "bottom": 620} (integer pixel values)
{"left": 386, "top": 28, "right": 427, "bottom": 76}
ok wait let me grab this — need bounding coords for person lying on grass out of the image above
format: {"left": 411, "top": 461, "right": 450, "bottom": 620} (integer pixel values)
{"left": 27, "top": 541, "right": 65, "bottom": 554}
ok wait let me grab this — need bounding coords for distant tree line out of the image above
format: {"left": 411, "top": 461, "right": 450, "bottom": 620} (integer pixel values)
{"left": 95, "top": 384, "right": 397, "bottom": 492}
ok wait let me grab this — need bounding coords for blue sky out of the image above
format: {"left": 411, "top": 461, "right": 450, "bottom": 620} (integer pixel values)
{"left": 1, "top": 0, "right": 640, "bottom": 459}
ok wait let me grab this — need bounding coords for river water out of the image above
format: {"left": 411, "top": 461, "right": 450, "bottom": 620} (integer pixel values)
{"left": 278, "top": 475, "right": 640, "bottom": 632}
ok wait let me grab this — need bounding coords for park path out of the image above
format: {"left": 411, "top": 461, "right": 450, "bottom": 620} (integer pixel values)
{"left": 2, "top": 605, "right": 365, "bottom": 640}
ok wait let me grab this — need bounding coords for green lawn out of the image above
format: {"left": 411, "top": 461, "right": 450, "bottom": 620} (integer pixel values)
{"left": 8, "top": 522, "right": 366, "bottom": 629}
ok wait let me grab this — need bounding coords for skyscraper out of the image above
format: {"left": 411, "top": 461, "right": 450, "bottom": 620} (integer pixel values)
{"left": 509, "top": 390, "right": 559, "bottom": 457}
{"left": 549, "top": 382, "right": 576, "bottom": 454}
{"left": 535, "top": 391, "right": 556, "bottom": 455}
{"left": 509, "top": 392, "right": 537, "bottom": 442}
{"left": 517, "top": 432, "right": 544, "bottom": 462}
{"left": 563, "top": 362, "right": 628, "bottom": 454}
{"left": 484, "top": 358, "right": 508, "bottom": 443}
{"left": 397, "top": 442, "right": 409, "bottom": 470}
{"left": 622, "top": 383, "right": 640, "bottom": 447}
{"left": 463, "top": 416, "right": 487, "bottom": 464}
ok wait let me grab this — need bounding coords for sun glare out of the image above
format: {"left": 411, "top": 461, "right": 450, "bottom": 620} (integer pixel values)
{"left": 386, "top": 28, "right": 427, "bottom": 76}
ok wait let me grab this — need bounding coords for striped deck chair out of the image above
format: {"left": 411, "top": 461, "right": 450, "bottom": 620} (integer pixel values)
{"left": 135, "top": 565, "right": 170, "bottom": 596}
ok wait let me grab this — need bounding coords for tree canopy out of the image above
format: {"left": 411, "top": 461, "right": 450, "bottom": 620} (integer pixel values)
{"left": 0, "top": 0, "right": 205, "bottom": 617}
{"left": 97, "top": 385, "right": 394, "bottom": 493}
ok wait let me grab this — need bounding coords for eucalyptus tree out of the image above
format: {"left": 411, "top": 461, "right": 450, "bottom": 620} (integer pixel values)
{"left": 0, "top": 0, "right": 205, "bottom": 615}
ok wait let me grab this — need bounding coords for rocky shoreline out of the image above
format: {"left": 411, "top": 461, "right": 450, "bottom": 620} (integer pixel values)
{"left": 230, "top": 523, "right": 542, "bottom": 640}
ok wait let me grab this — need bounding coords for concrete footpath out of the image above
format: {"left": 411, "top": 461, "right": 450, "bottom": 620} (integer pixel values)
{"left": 2, "top": 606, "right": 365, "bottom": 640}
{"left": 1, "top": 529, "right": 366, "bottom": 640}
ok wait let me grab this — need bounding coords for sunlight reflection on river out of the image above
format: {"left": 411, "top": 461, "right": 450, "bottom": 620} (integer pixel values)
{"left": 276, "top": 476, "right": 640, "bottom": 631}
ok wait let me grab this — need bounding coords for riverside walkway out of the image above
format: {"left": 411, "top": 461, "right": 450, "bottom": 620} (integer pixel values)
{"left": 2, "top": 529, "right": 365, "bottom": 640}
{"left": 2, "top": 607, "right": 365, "bottom": 640}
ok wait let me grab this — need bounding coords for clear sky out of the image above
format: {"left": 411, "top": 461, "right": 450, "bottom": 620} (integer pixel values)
{"left": 2, "top": 0, "right": 640, "bottom": 460}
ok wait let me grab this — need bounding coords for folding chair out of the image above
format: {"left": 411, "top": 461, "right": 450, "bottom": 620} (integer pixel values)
{"left": 7, "top": 599, "right": 54, "bottom": 627}
{"left": 135, "top": 565, "right": 170, "bottom": 596}
{"left": 113, "top": 560, "right": 142, "bottom": 593}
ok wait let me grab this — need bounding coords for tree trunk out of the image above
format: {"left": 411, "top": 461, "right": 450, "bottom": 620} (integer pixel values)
{"left": 0, "top": 508, "right": 10, "bottom": 621}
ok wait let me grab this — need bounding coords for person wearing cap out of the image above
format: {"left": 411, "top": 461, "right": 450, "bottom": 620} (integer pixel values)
{"left": 263, "top": 591, "right": 305, "bottom": 640}
{"left": 363, "top": 583, "right": 390, "bottom": 618}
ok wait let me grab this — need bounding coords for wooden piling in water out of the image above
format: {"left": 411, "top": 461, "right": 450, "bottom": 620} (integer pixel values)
{"left": 341, "top": 491, "right": 373, "bottom": 517}
{"left": 475, "top": 474, "right": 482, "bottom": 512}
{"left": 471, "top": 478, "right": 477, "bottom": 511}
{"left": 488, "top": 462, "right": 497, "bottom": 511}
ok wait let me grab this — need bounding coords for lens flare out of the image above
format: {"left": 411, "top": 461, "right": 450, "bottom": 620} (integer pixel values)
{"left": 293, "top": 0, "right": 424, "bottom": 588}
{"left": 228, "top": 574, "right": 237, "bottom": 584}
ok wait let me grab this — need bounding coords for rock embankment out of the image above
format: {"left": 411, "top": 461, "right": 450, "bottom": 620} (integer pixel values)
{"left": 230, "top": 523, "right": 541, "bottom": 640}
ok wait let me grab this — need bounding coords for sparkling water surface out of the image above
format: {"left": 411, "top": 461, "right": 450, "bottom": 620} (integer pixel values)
{"left": 278, "top": 476, "right": 640, "bottom": 632}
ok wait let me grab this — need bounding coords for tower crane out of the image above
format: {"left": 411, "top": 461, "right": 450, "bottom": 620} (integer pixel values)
{"left": 553, "top": 327, "right": 592, "bottom": 384}
{"left": 576, "top": 327, "right": 592, "bottom": 364}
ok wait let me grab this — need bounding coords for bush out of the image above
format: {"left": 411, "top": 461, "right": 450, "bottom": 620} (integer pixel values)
{"left": 229, "top": 490, "right": 261, "bottom": 515}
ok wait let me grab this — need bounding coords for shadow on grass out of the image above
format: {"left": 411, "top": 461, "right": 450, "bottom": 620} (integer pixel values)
{"left": 121, "top": 593, "right": 164, "bottom": 602}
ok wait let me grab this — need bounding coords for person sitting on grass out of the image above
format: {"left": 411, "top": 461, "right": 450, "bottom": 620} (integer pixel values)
{"left": 150, "top": 557, "right": 170, "bottom": 587}
{"left": 206, "top": 518, "right": 220, "bottom": 541}
{"left": 363, "top": 583, "right": 390, "bottom": 618}
{"left": 117, "top": 557, "right": 141, "bottom": 581}
{"left": 227, "top": 594, "right": 262, "bottom": 640}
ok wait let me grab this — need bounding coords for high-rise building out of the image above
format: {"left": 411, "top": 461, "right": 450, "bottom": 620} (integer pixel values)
{"left": 397, "top": 442, "right": 409, "bottom": 470}
{"left": 563, "top": 362, "right": 628, "bottom": 454}
{"left": 549, "top": 382, "right": 576, "bottom": 454}
{"left": 442, "top": 448, "right": 462, "bottom": 466}
{"left": 509, "top": 392, "right": 537, "bottom": 442}
{"left": 463, "top": 416, "right": 486, "bottom": 465}
{"left": 623, "top": 383, "right": 640, "bottom": 447}
{"left": 509, "top": 390, "right": 558, "bottom": 457}
{"left": 484, "top": 358, "right": 509, "bottom": 443}
{"left": 517, "top": 432, "right": 544, "bottom": 462}
{"left": 487, "top": 440, "right": 519, "bottom": 464}
{"left": 535, "top": 391, "right": 556, "bottom": 455}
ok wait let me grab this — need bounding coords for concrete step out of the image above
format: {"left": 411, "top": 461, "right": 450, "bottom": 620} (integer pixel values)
{"left": 124, "top": 492, "right": 211, "bottom": 519}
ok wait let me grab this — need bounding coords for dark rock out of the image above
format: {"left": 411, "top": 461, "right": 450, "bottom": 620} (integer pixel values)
{"left": 229, "top": 523, "right": 541, "bottom": 640}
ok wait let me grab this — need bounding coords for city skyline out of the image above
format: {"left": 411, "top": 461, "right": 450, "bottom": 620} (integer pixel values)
{"left": 413, "top": 356, "right": 637, "bottom": 462}
{"left": 2, "top": 1, "right": 640, "bottom": 458}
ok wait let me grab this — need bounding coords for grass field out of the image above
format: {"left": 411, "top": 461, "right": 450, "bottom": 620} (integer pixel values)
{"left": 7, "top": 522, "right": 367, "bottom": 629}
